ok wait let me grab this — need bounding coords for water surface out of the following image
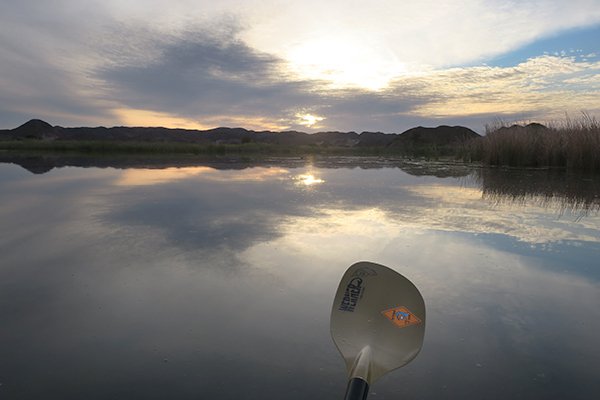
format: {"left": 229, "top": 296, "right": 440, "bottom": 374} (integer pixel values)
{"left": 1, "top": 156, "right": 599, "bottom": 399}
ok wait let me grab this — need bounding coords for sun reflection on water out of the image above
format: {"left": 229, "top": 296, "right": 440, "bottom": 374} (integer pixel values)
{"left": 297, "top": 174, "right": 324, "bottom": 186}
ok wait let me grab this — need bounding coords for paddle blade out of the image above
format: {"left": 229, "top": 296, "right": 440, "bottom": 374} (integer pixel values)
{"left": 331, "top": 261, "right": 425, "bottom": 385}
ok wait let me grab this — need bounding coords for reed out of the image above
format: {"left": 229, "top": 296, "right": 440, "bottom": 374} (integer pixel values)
{"left": 465, "top": 113, "right": 600, "bottom": 171}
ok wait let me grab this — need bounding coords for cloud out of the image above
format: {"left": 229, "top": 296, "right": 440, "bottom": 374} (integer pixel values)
{"left": 95, "top": 25, "right": 317, "bottom": 130}
{"left": 0, "top": 0, "right": 123, "bottom": 126}
{"left": 243, "top": 0, "right": 600, "bottom": 76}
{"left": 0, "top": 0, "right": 599, "bottom": 132}
{"left": 401, "top": 55, "right": 600, "bottom": 119}
{"left": 93, "top": 19, "right": 432, "bottom": 131}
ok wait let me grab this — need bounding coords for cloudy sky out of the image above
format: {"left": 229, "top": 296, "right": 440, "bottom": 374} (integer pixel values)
{"left": 1, "top": 0, "right": 600, "bottom": 133}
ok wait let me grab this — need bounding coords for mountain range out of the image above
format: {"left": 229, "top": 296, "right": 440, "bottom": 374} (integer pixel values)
{"left": 0, "top": 119, "right": 481, "bottom": 147}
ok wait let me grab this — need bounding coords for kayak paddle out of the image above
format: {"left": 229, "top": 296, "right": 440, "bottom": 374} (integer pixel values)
{"left": 330, "top": 261, "right": 426, "bottom": 400}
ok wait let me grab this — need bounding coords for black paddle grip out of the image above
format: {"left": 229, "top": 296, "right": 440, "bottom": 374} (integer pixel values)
{"left": 343, "top": 377, "right": 369, "bottom": 400}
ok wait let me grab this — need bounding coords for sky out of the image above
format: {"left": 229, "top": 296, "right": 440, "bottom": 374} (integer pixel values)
{"left": 1, "top": 0, "right": 600, "bottom": 134}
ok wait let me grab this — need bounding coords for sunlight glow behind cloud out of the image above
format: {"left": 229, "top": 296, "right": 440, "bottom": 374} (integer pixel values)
{"left": 243, "top": 0, "right": 600, "bottom": 87}
{"left": 284, "top": 36, "right": 413, "bottom": 90}
{"left": 298, "top": 113, "right": 324, "bottom": 127}
{"left": 113, "top": 109, "right": 206, "bottom": 129}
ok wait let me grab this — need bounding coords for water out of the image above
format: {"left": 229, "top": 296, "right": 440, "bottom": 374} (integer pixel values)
{"left": 1, "top": 155, "right": 599, "bottom": 399}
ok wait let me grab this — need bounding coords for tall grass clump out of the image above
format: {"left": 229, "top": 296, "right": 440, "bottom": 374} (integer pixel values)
{"left": 562, "top": 113, "right": 600, "bottom": 170}
{"left": 467, "top": 113, "right": 600, "bottom": 171}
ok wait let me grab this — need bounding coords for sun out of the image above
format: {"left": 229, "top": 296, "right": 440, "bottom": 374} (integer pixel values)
{"left": 298, "top": 113, "right": 324, "bottom": 127}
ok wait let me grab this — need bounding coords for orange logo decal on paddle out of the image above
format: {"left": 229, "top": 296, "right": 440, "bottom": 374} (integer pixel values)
{"left": 382, "top": 306, "right": 421, "bottom": 328}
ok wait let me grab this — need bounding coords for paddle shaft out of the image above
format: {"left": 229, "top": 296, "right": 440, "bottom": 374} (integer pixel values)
{"left": 344, "top": 377, "right": 369, "bottom": 400}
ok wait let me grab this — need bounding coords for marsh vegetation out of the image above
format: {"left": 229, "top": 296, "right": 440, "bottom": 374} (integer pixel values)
{"left": 0, "top": 138, "right": 450, "bottom": 159}
{"left": 463, "top": 113, "right": 600, "bottom": 171}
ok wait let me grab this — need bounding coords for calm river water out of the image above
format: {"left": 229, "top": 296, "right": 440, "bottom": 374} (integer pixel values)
{"left": 1, "top": 155, "right": 599, "bottom": 399}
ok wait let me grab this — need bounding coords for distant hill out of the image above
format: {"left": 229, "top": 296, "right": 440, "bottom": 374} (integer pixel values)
{"left": 4, "top": 119, "right": 60, "bottom": 140}
{"left": 0, "top": 119, "right": 481, "bottom": 148}
{"left": 387, "top": 125, "right": 480, "bottom": 147}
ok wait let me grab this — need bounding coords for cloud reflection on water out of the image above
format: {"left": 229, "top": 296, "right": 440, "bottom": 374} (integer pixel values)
{"left": 97, "top": 162, "right": 600, "bottom": 269}
{"left": 114, "top": 166, "right": 292, "bottom": 186}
